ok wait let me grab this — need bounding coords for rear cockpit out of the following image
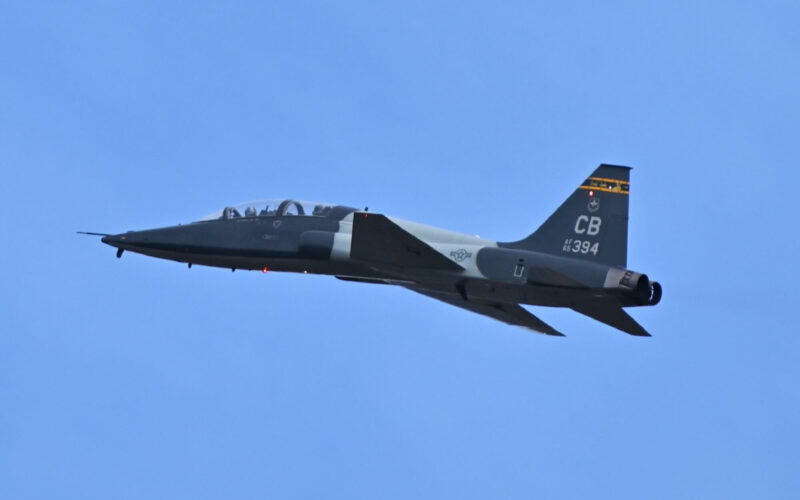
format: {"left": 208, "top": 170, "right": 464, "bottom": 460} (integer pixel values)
{"left": 197, "top": 199, "right": 356, "bottom": 222}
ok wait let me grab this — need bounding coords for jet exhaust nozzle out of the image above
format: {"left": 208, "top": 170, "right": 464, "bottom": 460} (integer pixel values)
{"left": 648, "top": 281, "right": 662, "bottom": 306}
{"left": 609, "top": 269, "right": 662, "bottom": 306}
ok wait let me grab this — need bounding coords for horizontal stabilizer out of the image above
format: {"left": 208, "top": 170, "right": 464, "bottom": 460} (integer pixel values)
{"left": 409, "top": 287, "right": 564, "bottom": 336}
{"left": 351, "top": 213, "right": 463, "bottom": 271}
{"left": 570, "top": 304, "right": 650, "bottom": 336}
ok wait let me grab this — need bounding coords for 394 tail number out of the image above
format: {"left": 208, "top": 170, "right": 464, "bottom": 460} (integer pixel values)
{"left": 562, "top": 238, "right": 599, "bottom": 255}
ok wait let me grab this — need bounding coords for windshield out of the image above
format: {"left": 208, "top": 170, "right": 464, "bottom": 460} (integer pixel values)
{"left": 196, "top": 199, "right": 356, "bottom": 221}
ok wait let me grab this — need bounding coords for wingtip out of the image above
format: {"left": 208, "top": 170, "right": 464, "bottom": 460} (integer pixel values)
{"left": 524, "top": 326, "right": 566, "bottom": 337}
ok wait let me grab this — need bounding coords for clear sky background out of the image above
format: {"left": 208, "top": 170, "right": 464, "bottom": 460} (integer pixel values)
{"left": 2, "top": 1, "right": 799, "bottom": 499}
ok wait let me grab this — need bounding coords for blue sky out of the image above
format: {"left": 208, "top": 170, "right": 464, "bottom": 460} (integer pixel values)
{"left": 2, "top": 1, "right": 798, "bottom": 498}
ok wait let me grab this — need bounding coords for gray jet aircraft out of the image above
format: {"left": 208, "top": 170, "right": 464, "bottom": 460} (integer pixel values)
{"left": 87, "top": 164, "right": 661, "bottom": 336}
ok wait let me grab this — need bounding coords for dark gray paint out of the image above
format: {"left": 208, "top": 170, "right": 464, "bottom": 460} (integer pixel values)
{"left": 476, "top": 247, "right": 610, "bottom": 288}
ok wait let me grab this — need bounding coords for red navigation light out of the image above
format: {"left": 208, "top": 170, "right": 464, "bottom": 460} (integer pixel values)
{"left": 262, "top": 267, "right": 269, "bottom": 273}
{"left": 589, "top": 191, "right": 594, "bottom": 197}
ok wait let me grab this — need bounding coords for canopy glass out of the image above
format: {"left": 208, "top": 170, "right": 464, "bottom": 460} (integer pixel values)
{"left": 197, "top": 199, "right": 355, "bottom": 221}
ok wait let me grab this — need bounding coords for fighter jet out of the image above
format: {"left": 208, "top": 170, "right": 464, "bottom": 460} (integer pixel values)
{"left": 86, "top": 164, "right": 661, "bottom": 336}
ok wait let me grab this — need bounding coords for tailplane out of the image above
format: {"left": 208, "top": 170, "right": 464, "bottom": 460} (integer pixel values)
{"left": 505, "top": 164, "right": 631, "bottom": 268}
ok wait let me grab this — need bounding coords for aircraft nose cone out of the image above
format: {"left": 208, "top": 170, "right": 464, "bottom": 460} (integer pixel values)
{"left": 100, "top": 225, "right": 209, "bottom": 262}
{"left": 101, "top": 233, "right": 136, "bottom": 258}
{"left": 101, "top": 228, "right": 187, "bottom": 254}
{"left": 101, "top": 233, "right": 130, "bottom": 247}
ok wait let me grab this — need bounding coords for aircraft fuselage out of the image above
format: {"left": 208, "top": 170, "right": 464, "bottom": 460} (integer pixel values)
{"left": 95, "top": 165, "right": 662, "bottom": 336}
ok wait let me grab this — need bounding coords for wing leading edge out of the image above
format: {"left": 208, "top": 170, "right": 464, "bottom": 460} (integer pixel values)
{"left": 408, "top": 288, "right": 564, "bottom": 336}
{"left": 351, "top": 213, "right": 464, "bottom": 271}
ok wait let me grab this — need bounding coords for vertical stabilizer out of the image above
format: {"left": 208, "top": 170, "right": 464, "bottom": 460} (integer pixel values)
{"left": 504, "top": 164, "right": 631, "bottom": 268}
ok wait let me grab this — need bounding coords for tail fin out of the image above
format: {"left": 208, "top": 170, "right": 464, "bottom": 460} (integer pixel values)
{"left": 504, "top": 164, "right": 631, "bottom": 268}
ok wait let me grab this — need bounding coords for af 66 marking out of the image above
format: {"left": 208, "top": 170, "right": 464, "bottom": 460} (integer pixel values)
{"left": 574, "top": 215, "right": 601, "bottom": 235}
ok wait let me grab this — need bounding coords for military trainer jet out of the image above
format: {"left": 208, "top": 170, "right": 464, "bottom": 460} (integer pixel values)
{"left": 86, "top": 164, "right": 661, "bottom": 336}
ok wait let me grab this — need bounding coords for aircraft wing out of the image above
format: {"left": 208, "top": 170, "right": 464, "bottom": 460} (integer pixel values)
{"left": 351, "top": 213, "right": 464, "bottom": 271}
{"left": 408, "top": 287, "right": 564, "bottom": 336}
{"left": 570, "top": 304, "right": 651, "bottom": 336}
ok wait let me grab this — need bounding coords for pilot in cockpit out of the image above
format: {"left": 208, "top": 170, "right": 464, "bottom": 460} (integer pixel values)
{"left": 244, "top": 206, "right": 257, "bottom": 217}
{"left": 223, "top": 207, "right": 241, "bottom": 219}
{"left": 312, "top": 204, "right": 330, "bottom": 216}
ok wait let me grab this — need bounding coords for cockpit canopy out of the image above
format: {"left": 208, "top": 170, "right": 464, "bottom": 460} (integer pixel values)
{"left": 197, "top": 199, "right": 356, "bottom": 221}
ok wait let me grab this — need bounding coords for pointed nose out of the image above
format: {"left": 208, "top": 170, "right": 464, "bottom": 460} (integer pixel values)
{"left": 101, "top": 231, "right": 156, "bottom": 252}
{"left": 100, "top": 227, "right": 189, "bottom": 255}
{"left": 101, "top": 233, "right": 131, "bottom": 248}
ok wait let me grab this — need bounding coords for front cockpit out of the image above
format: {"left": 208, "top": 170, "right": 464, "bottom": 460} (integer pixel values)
{"left": 196, "top": 199, "right": 357, "bottom": 222}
